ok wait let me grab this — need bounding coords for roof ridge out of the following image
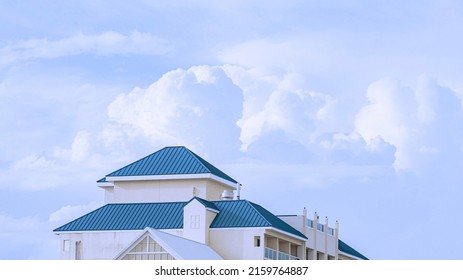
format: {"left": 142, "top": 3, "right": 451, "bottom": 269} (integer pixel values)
{"left": 245, "top": 200, "right": 273, "bottom": 227}
{"left": 247, "top": 201, "right": 307, "bottom": 239}
{"left": 105, "top": 146, "right": 171, "bottom": 177}
{"left": 183, "top": 148, "right": 211, "bottom": 173}
{"left": 107, "top": 201, "right": 187, "bottom": 206}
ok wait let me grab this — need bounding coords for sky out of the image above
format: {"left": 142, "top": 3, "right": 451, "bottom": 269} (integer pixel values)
{"left": 1, "top": 0, "right": 463, "bottom": 260}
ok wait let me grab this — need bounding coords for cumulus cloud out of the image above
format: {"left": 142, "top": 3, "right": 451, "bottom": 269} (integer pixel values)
{"left": 53, "top": 131, "right": 92, "bottom": 162}
{"left": 222, "top": 65, "right": 340, "bottom": 151}
{"left": 0, "top": 30, "right": 170, "bottom": 69}
{"left": 104, "top": 65, "right": 243, "bottom": 160}
{"left": 355, "top": 75, "right": 463, "bottom": 170}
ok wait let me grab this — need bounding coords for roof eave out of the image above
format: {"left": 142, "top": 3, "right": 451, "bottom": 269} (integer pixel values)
{"left": 339, "top": 250, "right": 368, "bottom": 260}
{"left": 97, "top": 182, "right": 114, "bottom": 188}
{"left": 105, "top": 173, "right": 237, "bottom": 189}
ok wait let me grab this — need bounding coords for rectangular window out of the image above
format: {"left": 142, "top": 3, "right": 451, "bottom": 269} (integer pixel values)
{"left": 254, "top": 236, "right": 261, "bottom": 247}
{"left": 63, "top": 240, "right": 70, "bottom": 252}
{"left": 75, "top": 241, "right": 82, "bottom": 260}
{"left": 190, "top": 215, "right": 200, "bottom": 229}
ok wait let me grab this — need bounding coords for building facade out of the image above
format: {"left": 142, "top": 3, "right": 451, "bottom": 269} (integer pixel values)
{"left": 54, "top": 146, "right": 367, "bottom": 260}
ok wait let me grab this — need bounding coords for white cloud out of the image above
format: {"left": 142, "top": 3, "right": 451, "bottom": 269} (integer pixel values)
{"left": 355, "top": 75, "right": 463, "bottom": 170}
{"left": 104, "top": 65, "right": 243, "bottom": 160}
{"left": 48, "top": 201, "right": 102, "bottom": 224}
{"left": 0, "top": 130, "right": 106, "bottom": 191}
{"left": 0, "top": 212, "right": 58, "bottom": 259}
{"left": 53, "top": 130, "right": 92, "bottom": 162}
{"left": 0, "top": 30, "right": 170, "bottom": 69}
{"left": 222, "top": 65, "right": 340, "bottom": 151}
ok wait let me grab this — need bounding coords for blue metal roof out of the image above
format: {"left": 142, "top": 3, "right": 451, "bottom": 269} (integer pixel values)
{"left": 53, "top": 202, "right": 186, "bottom": 231}
{"left": 102, "top": 146, "right": 237, "bottom": 184}
{"left": 54, "top": 199, "right": 306, "bottom": 239}
{"left": 97, "top": 177, "right": 107, "bottom": 183}
{"left": 189, "top": 197, "right": 220, "bottom": 212}
{"left": 338, "top": 239, "right": 368, "bottom": 260}
{"left": 211, "top": 200, "right": 307, "bottom": 239}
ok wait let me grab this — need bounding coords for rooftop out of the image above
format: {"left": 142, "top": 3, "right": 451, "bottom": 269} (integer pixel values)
{"left": 99, "top": 146, "right": 237, "bottom": 185}
{"left": 53, "top": 198, "right": 306, "bottom": 239}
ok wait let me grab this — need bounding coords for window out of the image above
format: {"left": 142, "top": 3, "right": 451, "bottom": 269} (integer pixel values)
{"left": 63, "top": 240, "right": 70, "bottom": 252}
{"left": 75, "top": 241, "right": 82, "bottom": 260}
{"left": 254, "top": 236, "right": 261, "bottom": 247}
{"left": 190, "top": 215, "right": 200, "bottom": 229}
{"left": 122, "top": 236, "right": 175, "bottom": 260}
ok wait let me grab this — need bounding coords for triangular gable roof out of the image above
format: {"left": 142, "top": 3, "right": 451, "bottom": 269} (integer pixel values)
{"left": 188, "top": 196, "right": 220, "bottom": 212}
{"left": 115, "top": 228, "right": 223, "bottom": 260}
{"left": 53, "top": 199, "right": 306, "bottom": 240}
{"left": 101, "top": 146, "right": 237, "bottom": 184}
{"left": 338, "top": 239, "right": 368, "bottom": 260}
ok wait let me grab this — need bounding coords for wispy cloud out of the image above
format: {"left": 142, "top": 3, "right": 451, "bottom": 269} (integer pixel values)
{"left": 0, "top": 30, "right": 171, "bottom": 69}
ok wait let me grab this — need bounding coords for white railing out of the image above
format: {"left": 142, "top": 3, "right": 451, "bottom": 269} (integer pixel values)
{"left": 264, "top": 247, "right": 299, "bottom": 260}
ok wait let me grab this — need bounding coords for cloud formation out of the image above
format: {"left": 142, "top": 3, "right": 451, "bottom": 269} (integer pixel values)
{"left": 104, "top": 65, "right": 243, "bottom": 160}
{"left": 49, "top": 201, "right": 102, "bottom": 224}
{"left": 355, "top": 75, "right": 463, "bottom": 170}
{"left": 0, "top": 30, "right": 170, "bottom": 69}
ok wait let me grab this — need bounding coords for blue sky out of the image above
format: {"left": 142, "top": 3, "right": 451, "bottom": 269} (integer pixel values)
{"left": 1, "top": 1, "right": 463, "bottom": 259}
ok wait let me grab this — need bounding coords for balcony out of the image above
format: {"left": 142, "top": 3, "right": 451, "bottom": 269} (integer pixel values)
{"left": 307, "top": 219, "right": 335, "bottom": 236}
{"left": 264, "top": 247, "right": 299, "bottom": 260}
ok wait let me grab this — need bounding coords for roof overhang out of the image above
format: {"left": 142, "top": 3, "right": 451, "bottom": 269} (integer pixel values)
{"left": 210, "top": 227, "right": 308, "bottom": 241}
{"left": 338, "top": 250, "right": 367, "bottom": 260}
{"left": 105, "top": 173, "right": 237, "bottom": 189}
{"left": 97, "top": 182, "right": 114, "bottom": 188}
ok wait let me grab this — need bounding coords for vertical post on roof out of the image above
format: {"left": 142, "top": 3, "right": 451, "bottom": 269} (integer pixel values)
{"left": 192, "top": 187, "right": 197, "bottom": 197}
{"left": 313, "top": 212, "right": 318, "bottom": 260}
{"left": 237, "top": 183, "right": 242, "bottom": 200}
{"left": 324, "top": 216, "right": 329, "bottom": 260}
{"left": 302, "top": 207, "right": 307, "bottom": 260}
{"left": 335, "top": 220, "right": 339, "bottom": 260}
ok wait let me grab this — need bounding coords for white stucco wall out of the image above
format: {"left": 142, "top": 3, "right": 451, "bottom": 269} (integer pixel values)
{"left": 57, "top": 231, "right": 142, "bottom": 260}
{"left": 209, "top": 228, "right": 265, "bottom": 260}
{"left": 183, "top": 199, "right": 217, "bottom": 244}
{"left": 107, "top": 178, "right": 234, "bottom": 203}
{"left": 57, "top": 229, "right": 183, "bottom": 260}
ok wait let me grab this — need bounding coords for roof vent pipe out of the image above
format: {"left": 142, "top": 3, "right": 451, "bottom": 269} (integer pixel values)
{"left": 221, "top": 190, "right": 234, "bottom": 200}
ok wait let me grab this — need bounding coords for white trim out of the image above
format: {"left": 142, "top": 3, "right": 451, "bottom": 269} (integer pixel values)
{"left": 205, "top": 207, "right": 220, "bottom": 214}
{"left": 54, "top": 229, "right": 149, "bottom": 234}
{"left": 266, "top": 227, "right": 308, "bottom": 241}
{"left": 338, "top": 250, "right": 366, "bottom": 260}
{"left": 54, "top": 229, "right": 182, "bottom": 234}
{"left": 97, "top": 182, "right": 114, "bottom": 188}
{"left": 105, "top": 173, "right": 237, "bottom": 188}
{"left": 209, "top": 227, "right": 307, "bottom": 241}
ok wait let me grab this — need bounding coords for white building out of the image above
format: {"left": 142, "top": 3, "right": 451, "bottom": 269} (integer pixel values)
{"left": 54, "top": 146, "right": 367, "bottom": 260}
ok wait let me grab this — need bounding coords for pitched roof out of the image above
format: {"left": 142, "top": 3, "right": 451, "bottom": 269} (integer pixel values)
{"left": 102, "top": 146, "right": 237, "bottom": 184}
{"left": 53, "top": 199, "right": 306, "bottom": 239}
{"left": 211, "top": 200, "right": 307, "bottom": 239}
{"left": 53, "top": 202, "right": 186, "bottom": 231}
{"left": 338, "top": 239, "right": 368, "bottom": 260}
{"left": 189, "top": 196, "right": 220, "bottom": 212}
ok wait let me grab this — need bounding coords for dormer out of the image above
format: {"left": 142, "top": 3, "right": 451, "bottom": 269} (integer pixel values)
{"left": 182, "top": 197, "right": 220, "bottom": 244}
{"left": 97, "top": 146, "right": 238, "bottom": 203}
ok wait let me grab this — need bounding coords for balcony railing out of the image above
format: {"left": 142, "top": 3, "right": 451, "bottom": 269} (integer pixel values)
{"left": 307, "top": 219, "right": 335, "bottom": 236}
{"left": 264, "top": 247, "right": 299, "bottom": 260}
